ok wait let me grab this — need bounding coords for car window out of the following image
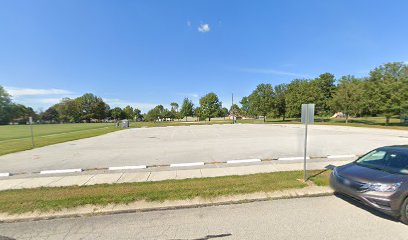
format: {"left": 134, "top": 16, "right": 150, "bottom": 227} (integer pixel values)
{"left": 356, "top": 150, "right": 408, "bottom": 174}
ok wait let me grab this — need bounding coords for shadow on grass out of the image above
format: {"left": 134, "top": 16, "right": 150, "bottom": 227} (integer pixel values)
{"left": 307, "top": 169, "right": 328, "bottom": 180}
{"left": 333, "top": 192, "right": 400, "bottom": 223}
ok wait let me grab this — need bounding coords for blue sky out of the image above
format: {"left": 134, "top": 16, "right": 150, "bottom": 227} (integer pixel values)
{"left": 1, "top": 0, "right": 408, "bottom": 112}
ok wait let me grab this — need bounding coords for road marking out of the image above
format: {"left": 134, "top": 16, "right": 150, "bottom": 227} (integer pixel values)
{"left": 170, "top": 162, "right": 205, "bottom": 167}
{"left": 278, "top": 157, "right": 310, "bottom": 161}
{"left": 40, "top": 169, "right": 83, "bottom": 174}
{"left": 227, "top": 159, "right": 261, "bottom": 164}
{"left": 0, "top": 173, "right": 10, "bottom": 177}
{"left": 327, "top": 154, "right": 357, "bottom": 159}
{"left": 108, "top": 165, "right": 147, "bottom": 171}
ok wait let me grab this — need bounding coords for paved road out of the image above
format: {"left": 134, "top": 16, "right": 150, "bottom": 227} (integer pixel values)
{"left": 0, "top": 124, "right": 407, "bottom": 173}
{"left": 1, "top": 196, "right": 408, "bottom": 239}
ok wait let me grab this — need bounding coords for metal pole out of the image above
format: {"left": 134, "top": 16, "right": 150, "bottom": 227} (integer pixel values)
{"left": 303, "top": 110, "right": 308, "bottom": 181}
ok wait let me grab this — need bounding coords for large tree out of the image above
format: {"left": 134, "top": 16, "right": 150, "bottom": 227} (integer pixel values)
{"left": 57, "top": 98, "right": 81, "bottom": 123}
{"left": 364, "top": 62, "right": 408, "bottom": 124}
{"left": 145, "top": 105, "right": 166, "bottom": 122}
{"left": 0, "top": 86, "right": 12, "bottom": 124}
{"left": 273, "top": 83, "right": 287, "bottom": 120}
{"left": 76, "top": 93, "right": 109, "bottom": 122}
{"left": 199, "top": 92, "right": 222, "bottom": 121}
{"left": 41, "top": 105, "right": 59, "bottom": 122}
{"left": 123, "top": 105, "right": 135, "bottom": 120}
{"left": 133, "top": 108, "right": 143, "bottom": 121}
{"left": 219, "top": 107, "right": 229, "bottom": 120}
{"left": 330, "top": 75, "right": 364, "bottom": 123}
{"left": 229, "top": 104, "right": 241, "bottom": 117}
{"left": 285, "top": 79, "right": 319, "bottom": 118}
{"left": 312, "top": 73, "right": 335, "bottom": 116}
{"left": 111, "top": 107, "right": 124, "bottom": 120}
{"left": 247, "top": 83, "right": 274, "bottom": 122}
{"left": 180, "top": 98, "right": 194, "bottom": 121}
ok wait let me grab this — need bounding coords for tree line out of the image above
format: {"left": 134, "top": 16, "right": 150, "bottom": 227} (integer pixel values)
{"left": 1, "top": 62, "right": 407, "bottom": 125}
{"left": 145, "top": 62, "right": 408, "bottom": 124}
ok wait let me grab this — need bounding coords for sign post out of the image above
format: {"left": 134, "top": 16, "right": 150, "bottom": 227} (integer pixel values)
{"left": 301, "top": 104, "right": 315, "bottom": 181}
{"left": 29, "top": 117, "right": 35, "bottom": 148}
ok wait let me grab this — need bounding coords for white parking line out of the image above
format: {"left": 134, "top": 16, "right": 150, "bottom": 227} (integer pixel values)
{"left": 170, "top": 162, "right": 205, "bottom": 167}
{"left": 327, "top": 154, "right": 357, "bottom": 159}
{"left": 40, "top": 169, "right": 83, "bottom": 174}
{"left": 278, "top": 157, "right": 310, "bottom": 161}
{"left": 227, "top": 159, "right": 261, "bottom": 164}
{"left": 0, "top": 173, "right": 10, "bottom": 177}
{"left": 108, "top": 165, "right": 147, "bottom": 171}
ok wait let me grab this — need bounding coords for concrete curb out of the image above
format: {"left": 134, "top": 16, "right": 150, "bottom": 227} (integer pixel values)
{"left": 0, "top": 186, "right": 333, "bottom": 223}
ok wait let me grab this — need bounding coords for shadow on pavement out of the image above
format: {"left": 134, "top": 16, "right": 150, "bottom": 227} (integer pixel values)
{"left": 0, "top": 236, "right": 16, "bottom": 240}
{"left": 334, "top": 192, "right": 400, "bottom": 223}
{"left": 170, "top": 233, "right": 232, "bottom": 240}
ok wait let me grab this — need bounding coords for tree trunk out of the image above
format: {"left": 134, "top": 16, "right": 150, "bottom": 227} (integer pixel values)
{"left": 386, "top": 116, "right": 390, "bottom": 126}
{"left": 263, "top": 116, "right": 266, "bottom": 122}
{"left": 345, "top": 114, "right": 349, "bottom": 124}
{"left": 208, "top": 117, "right": 211, "bottom": 121}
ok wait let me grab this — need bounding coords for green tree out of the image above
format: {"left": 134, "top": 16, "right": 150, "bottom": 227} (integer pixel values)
{"left": 123, "top": 105, "right": 135, "bottom": 120}
{"left": 285, "top": 79, "right": 319, "bottom": 118}
{"left": 247, "top": 83, "right": 274, "bottom": 122}
{"left": 330, "top": 75, "right": 364, "bottom": 123}
{"left": 145, "top": 105, "right": 166, "bottom": 122}
{"left": 111, "top": 107, "right": 124, "bottom": 120}
{"left": 194, "top": 106, "right": 202, "bottom": 121}
{"left": 76, "top": 93, "right": 108, "bottom": 122}
{"left": 219, "top": 107, "right": 229, "bottom": 119}
{"left": 273, "top": 84, "right": 287, "bottom": 120}
{"left": 0, "top": 86, "right": 12, "bottom": 124}
{"left": 180, "top": 98, "right": 194, "bottom": 121}
{"left": 312, "top": 73, "right": 336, "bottom": 116}
{"left": 170, "top": 102, "right": 179, "bottom": 120}
{"left": 229, "top": 104, "right": 241, "bottom": 118}
{"left": 133, "top": 108, "right": 143, "bottom": 121}
{"left": 365, "top": 62, "right": 408, "bottom": 124}
{"left": 199, "top": 92, "right": 222, "bottom": 121}
{"left": 170, "top": 102, "right": 179, "bottom": 112}
{"left": 41, "top": 106, "right": 59, "bottom": 122}
{"left": 240, "top": 96, "right": 256, "bottom": 117}
{"left": 57, "top": 98, "right": 81, "bottom": 123}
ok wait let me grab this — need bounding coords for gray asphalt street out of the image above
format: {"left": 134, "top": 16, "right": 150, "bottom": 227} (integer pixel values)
{"left": 1, "top": 124, "right": 407, "bottom": 173}
{"left": 1, "top": 195, "right": 408, "bottom": 240}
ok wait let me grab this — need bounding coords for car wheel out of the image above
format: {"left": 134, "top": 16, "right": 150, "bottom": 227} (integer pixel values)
{"left": 400, "top": 197, "right": 408, "bottom": 224}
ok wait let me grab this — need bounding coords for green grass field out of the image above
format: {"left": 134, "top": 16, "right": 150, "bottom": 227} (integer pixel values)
{"left": 0, "top": 170, "right": 329, "bottom": 214}
{"left": 0, "top": 123, "right": 121, "bottom": 156}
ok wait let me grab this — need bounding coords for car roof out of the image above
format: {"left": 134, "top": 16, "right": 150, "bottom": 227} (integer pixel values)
{"left": 378, "top": 145, "right": 408, "bottom": 151}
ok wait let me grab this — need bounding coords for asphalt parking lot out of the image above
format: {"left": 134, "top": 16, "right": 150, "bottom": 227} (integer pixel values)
{"left": 0, "top": 124, "right": 407, "bottom": 173}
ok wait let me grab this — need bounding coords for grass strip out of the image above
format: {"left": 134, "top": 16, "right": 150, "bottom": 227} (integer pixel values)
{"left": 0, "top": 170, "right": 330, "bottom": 214}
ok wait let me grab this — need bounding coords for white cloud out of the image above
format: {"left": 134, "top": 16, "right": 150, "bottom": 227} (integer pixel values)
{"left": 240, "top": 68, "right": 309, "bottom": 78}
{"left": 198, "top": 23, "right": 210, "bottom": 33}
{"left": 5, "top": 87, "right": 72, "bottom": 97}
